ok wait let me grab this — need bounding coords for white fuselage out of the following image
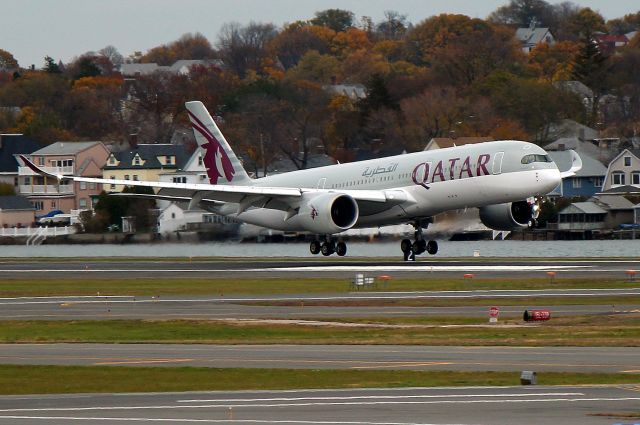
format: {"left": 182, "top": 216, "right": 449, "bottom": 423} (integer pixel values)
{"left": 219, "top": 141, "right": 561, "bottom": 232}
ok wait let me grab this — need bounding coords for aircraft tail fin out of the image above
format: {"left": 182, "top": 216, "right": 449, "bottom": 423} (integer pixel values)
{"left": 185, "top": 101, "right": 252, "bottom": 185}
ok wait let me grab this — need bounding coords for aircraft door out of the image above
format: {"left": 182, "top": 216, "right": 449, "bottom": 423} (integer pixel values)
{"left": 316, "top": 178, "right": 327, "bottom": 189}
{"left": 492, "top": 152, "right": 504, "bottom": 175}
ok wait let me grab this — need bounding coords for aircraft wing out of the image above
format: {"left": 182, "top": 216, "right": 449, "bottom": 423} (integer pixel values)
{"left": 19, "top": 155, "right": 398, "bottom": 210}
{"left": 559, "top": 150, "right": 582, "bottom": 179}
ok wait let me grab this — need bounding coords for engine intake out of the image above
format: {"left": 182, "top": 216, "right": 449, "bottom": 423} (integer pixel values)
{"left": 479, "top": 201, "right": 534, "bottom": 231}
{"left": 298, "top": 193, "right": 359, "bottom": 234}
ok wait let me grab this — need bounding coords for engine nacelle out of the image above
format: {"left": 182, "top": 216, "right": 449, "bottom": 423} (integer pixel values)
{"left": 479, "top": 201, "right": 535, "bottom": 231}
{"left": 297, "top": 193, "right": 359, "bottom": 234}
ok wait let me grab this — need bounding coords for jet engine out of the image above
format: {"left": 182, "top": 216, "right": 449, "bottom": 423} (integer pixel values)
{"left": 479, "top": 200, "right": 538, "bottom": 231}
{"left": 297, "top": 193, "right": 359, "bottom": 234}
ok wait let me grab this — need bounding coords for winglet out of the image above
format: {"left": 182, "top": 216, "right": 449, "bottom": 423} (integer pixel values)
{"left": 559, "top": 150, "right": 582, "bottom": 179}
{"left": 19, "top": 155, "right": 64, "bottom": 181}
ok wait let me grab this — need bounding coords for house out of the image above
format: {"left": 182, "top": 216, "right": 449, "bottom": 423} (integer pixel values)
{"left": 556, "top": 201, "right": 607, "bottom": 232}
{"left": 120, "top": 60, "right": 222, "bottom": 78}
{"left": 0, "top": 196, "right": 35, "bottom": 228}
{"left": 18, "top": 141, "right": 109, "bottom": 214}
{"left": 593, "top": 33, "right": 630, "bottom": 56}
{"left": 515, "top": 21, "right": 555, "bottom": 53}
{"left": 556, "top": 195, "right": 635, "bottom": 234}
{"left": 424, "top": 137, "right": 493, "bottom": 151}
{"left": 545, "top": 119, "right": 598, "bottom": 142}
{"left": 156, "top": 202, "right": 240, "bottom": 237}
{"left": 0, "top": 134, "right": 40, "bottom": 189}
{"left": 323, "top": 83, "right": 367, "bottom": 100}
{"left": 547, "top": 150, "right": 606, "bottom": 198}
{"left": 544, "top": 136, "right": 620, "bottom": 164}
{"left": 103, "top": 144, "right": 190, "bottom": 192}
{"left": 601, "top": 149, "right": 640, "bottom": 192}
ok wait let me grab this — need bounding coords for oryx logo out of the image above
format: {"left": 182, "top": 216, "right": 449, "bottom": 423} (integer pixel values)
{"left": 310, "top": 206, "right": 318, "bottom": 220}
{"left": 188, "top": 111, "right": 235, "bottom": 184}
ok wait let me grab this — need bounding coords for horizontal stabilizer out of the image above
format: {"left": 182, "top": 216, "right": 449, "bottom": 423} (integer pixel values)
{"left": 559, "top": 150, "right": 582, "bottom": 179}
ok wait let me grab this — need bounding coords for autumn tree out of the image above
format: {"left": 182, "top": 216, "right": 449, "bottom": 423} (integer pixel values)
{"left": 607, "top": 12, "right": 640, "bottom": 35}
{"left": 286, "top": 50, "right": 339, "bottom": 84}
{"left": 527, "top": 41, "right": 579, "bottom": 81}
{"left": 140, "top": 33, "right": 215, "bottom": 65}
{"left": 406, "top": 15, "right": 524, "bottom": 86}
{"left": 488, "top": 0, "right": 555, "bottom": 26}
{"left": 376, "top": 11, "right": 410, "bottom": 40}
{"left": 269, "top": 23, "right": 333, "bottom": 69}
{"left": 0, "top": 49, "right": 18, "bottom": 70}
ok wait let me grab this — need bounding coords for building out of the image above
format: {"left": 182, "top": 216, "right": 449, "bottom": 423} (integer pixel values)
{"left": 0, "top": 196, "right": 35, "bottom": 228}
{"left": 555, "top": 195, "right": 635, "bottom": 235}
{"left": 103, "top": 144, "right": 190, "bottom": 192}
{"left": 0, "top": 134, "right": 40, "bottom": 190}
{"left": 601, "top": 149, "right": 640, "bottom": 192}
{"left": 322, "top": 83, "right": 367, "bottom": 100}
{"left": 515, "top": 21, "right": 555, "bottom": 53}
{"left": 18, "top": 141, "right": 109, "bottom": 214}
{"left": 119, "top": 59, "right": 223, "bottom": 78}
{"left": 547, "top": 150, "right": 606, "bottom": 198}
{"left": 424, "top": 137, "right": 493, "bottom": 151}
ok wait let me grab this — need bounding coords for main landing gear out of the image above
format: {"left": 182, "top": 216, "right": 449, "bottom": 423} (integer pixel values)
{"left": 310, "top": 238, "right": 347, "bottom": 257}
{"left": 401, "top": 221, "right": 438, "bottom": 261}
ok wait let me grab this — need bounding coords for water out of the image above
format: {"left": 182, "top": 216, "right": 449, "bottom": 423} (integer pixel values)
{"left": 0, "top": 240, "right": 638, "bottom": 258}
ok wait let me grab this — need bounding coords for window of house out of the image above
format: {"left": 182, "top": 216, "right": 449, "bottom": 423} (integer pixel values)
{"left": 89, "top": 182, "right": 96, "bottom": 189}
{"left": 572, "top": 178, "right": 582, "bottom": 188}
{"left": 79, "top": 199, "right": 87, "bottom": 209}
{"left": 110, "top": 175, "right": 116, "bottom": 189}
{"left": 133, "top": 155, "right": 141, "bottom": 166}
{"left": 133, "top": 175, "right": 138, "bottom": 181}
{"left": 166, "top": 156, "right": 174, "bottom": 165}
{"left": 51, "top": 201, "right": 56, "bottom": 208}
{"left": 632, "top": 172, "right": 640, "bottom": 185}
{"left": 32, "top": 201, "right": 43, "bottom": 210}
{"left": 171, "top": 213, "right": 176, "bottom": 219}
{"left": 612, "top": 172, "right": 625, "bottom": 185}
{"left": 38, "top": 157, "right": 45, "bottom": 166}
{"left": 592, "top": 177, "right": 603, "bottom": 187}
{"left": 80, "top": 181, "right": 87, "bottom": 190}
{"left": 198, "top": 155, "right": 203, "bottom": 166}
{"left": 624, "top": 156, "right": 632, "bottom": 167}
{"left": 125, "top": 175, "right": 130, "bottom": 180}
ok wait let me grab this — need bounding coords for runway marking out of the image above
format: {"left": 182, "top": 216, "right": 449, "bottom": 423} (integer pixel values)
{"left": 94, "top": 359, "right": 194, "bottom": 366}
{"left": 351, "top": 362, "right": 453, "bottom": 369}
{"left": 177, "top": 392, "right": 584, "bottom": 402}
{"left": 621, "top": 370, "right": 640, "bottom": 373}
{"left": 1, "top": 396, "right": 639, "bottom": 412}
{"left": 0, "top": 417, "right": 467, "bottom": 424}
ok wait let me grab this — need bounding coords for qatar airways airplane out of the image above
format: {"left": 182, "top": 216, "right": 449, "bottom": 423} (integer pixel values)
{"left": 20, "top": 101, "right": 581, "bottom": 260}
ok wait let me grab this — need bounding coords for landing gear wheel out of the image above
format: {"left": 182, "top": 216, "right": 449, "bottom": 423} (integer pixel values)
{"left": 309, "top": 240, "right": 321, "bottom": 255}
{"left": 321, "top": 242, "right": 335, "bottom": 256}
{"left": 400, "top": 239, "right": 412, "bottom": 253}
{"left": 412, "top": 239, "right": 427, "bottom": 255}
{"left": 426, "top": 240, "right": 438, "bottom": 255}
{"left": 336, "top": 241, "right": 347, "bottom": 257}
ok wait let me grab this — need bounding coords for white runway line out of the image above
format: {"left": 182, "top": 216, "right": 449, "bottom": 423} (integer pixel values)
{"left": 0, "top": 417, "right": 471, "bottom": 424}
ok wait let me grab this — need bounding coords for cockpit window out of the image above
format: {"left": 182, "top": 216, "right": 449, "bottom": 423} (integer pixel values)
{"left": 521, "top": 154, "right": 552, "bottom": 164}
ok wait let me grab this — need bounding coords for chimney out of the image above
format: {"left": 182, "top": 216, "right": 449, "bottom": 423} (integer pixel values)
{"left": 129, "top": 133, "right": 138, "bottom": 148}
{"left": 578, "top": 128, "right": 585, "bottom": 141}
{"left": 558, "top": 143, "right": 565, "bottom": 151}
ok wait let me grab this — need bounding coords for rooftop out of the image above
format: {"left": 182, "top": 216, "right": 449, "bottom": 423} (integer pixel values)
{"left": 32, "top": 141, "right": 102, "bottom": 156}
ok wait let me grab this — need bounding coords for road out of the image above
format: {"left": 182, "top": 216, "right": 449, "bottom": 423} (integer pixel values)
{"left": 0, "top": 385, "right": 638, "bottom": 424}
{"left": 1, "top": 290, "right": 639, "bottom": 320}
{"left": 0, "top": 258, "right": 638, "bottom": 278}
{"left": 1, "top": 344, "right": 638, "bottom": 373}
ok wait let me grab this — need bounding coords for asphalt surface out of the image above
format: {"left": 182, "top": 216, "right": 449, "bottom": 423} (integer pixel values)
{"left": 0, "top": 258, "right": 639, "bottom": 278}
{"left": 0, "top": 385, "right": 638, "bottom": 425}
{"left": 1, "top": 292, "right": 639, "bottom": 320}
{"left": 1, "top": 344, "right": 639, "bottom": 373}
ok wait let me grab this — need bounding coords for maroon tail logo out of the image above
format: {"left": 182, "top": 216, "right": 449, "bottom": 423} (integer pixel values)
{"left": 188, "top": 111, "right": 235, "bottom": 184}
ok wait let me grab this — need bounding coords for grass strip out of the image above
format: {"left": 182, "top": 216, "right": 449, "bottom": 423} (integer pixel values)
{"left": 2, "top": 319, "right": 639, "bottom": 346}
{"left": 0, "top": 364, "right": 637, "bottom": 395}
{"left": 0, "top": 277, "right": 636, "bottom": 297}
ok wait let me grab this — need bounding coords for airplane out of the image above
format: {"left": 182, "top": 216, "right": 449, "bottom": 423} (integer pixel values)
{"left": 20, "top": 101, "right": 582, "bottom": 260}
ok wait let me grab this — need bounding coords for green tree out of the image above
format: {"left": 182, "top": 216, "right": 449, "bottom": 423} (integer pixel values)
{"left": 43, "top": 56, "right": 61, "bottom": 73}
{"left": 310, "top": 9, "right": 354, "bottom": 32}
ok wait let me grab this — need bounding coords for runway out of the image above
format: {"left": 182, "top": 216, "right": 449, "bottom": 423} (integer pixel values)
{"left": 0, "top": 385, "right": 638, "bottom": 424}
{"left": 1, "top": 290, "right": 638, "bottom": 320}
{"left": 0, "top": 258, "right": 638, "bottom": 279}
{"left": 1, "top": 344, "right": 638, "bottom": 373}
